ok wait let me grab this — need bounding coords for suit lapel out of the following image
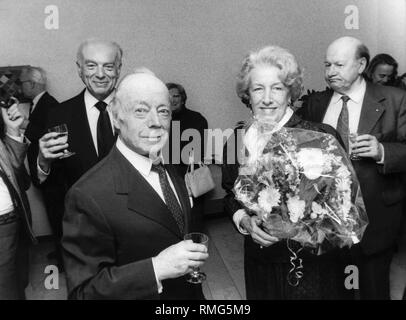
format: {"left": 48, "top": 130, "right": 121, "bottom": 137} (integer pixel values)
{"left": 357, "top": 83, "right": 386, "bottom": 134}
{"left": 111, "top": 148, "right": 183, "bottom": 238}
{"left": 313, "top": 90, "right": 333, "bottom": 122}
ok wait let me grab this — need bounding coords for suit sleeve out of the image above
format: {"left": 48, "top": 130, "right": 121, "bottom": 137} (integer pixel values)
{"left": 26, "top": 96, "right": 59, "bottom": 187}
{"left": 380, "top": 91, "right": 406, "bottom": 174}
{"left": 62, "top": 187, "right": 160, "bottom": 300}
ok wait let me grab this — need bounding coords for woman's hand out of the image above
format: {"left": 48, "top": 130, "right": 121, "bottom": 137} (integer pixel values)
{"left": 240, "top": 215, "right": 279, "bottom": 247}
{"left": 1, "top": 103, "right": 24, "bottom": 137}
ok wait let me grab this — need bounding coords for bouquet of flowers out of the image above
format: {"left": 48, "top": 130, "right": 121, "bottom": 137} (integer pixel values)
{"left": 234, "top": 117, "right": 368, "bottom": 256}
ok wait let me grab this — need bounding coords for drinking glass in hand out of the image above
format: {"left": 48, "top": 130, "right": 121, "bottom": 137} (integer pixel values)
{"left": 47, "top": 124, "right": 76, "bottom": 159}
{"left": 184, "top": 232, "right": 209, "bottom": 284}
{"left": 349, "top": 133, "right": 361, "bottom": 160}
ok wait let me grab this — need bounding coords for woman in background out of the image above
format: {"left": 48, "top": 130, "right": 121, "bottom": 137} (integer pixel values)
{"left": 366, "top": 53, "right": 398, "bottom": 86}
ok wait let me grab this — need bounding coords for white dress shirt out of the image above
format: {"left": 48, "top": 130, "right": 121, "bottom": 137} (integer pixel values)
{"left": 233, "top": 107, "right": 294, "bottom": 235}
{"left": 0, "top": 134, "right": 24, "bottom": 216}
{"left": 116, "top": 137, "right": 192, "bottom": 294}
{"left": 323, "top": 79, "right": 366, "bottom": 134}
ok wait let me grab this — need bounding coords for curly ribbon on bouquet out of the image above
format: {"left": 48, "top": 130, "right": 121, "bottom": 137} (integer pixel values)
{"left": 286, "top": 239, "right": 304, "bottom": 287}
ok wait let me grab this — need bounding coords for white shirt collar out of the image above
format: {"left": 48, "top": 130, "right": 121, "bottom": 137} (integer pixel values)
{"left": 84, "top": 89, "right": 115, "bottom": 111}
{"left": 32, "top": 91, "right": 46, "bottom": 107}
{"left": 270, "top": 107, "right": 294, "bottom": 132}
{"left": 116, "top": 137, "right": 163, "bottom": 177}
{"left": 331, "top": 78, "right": 366, "bottom": 104}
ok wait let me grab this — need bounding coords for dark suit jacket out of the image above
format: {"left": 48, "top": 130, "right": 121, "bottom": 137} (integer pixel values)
{"left": 25, "top": 91, "right": 59, "bottom": 187}
{"left": 62, "top": 146, "right": 204, "bottom": 300}
{"left": 297, "top": 82, "right": 406, "bottom": 255}
{"left": 43, "top": 90, "right": 101, "bottom": 189}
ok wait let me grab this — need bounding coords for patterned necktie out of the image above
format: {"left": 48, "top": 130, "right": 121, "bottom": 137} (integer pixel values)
{"left": 151, "top": 163, "right": 185, "bottom": 234}
{"left": 336, "top": 95, "right": 350, "bottom": 152}
{"left": 95, "top": 101, "right": 115, "bottom": 160}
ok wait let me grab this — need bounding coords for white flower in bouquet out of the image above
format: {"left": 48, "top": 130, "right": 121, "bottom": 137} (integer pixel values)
{"left": 243, "top": 122, "right": 271, "bottom": 165}
{"left": 258, "top": 187, "right": 281, "bottom": 213}
{"left": 310, "top": 201, "right": 327, "bottom": 219}
{"left": 296, "top": 148, "right": 324, "bottom": 180}
{"left": 287, "top": 195, "right": 306, "bottom": 223}
{"left": 336, "top": 177, "right": 351, "bottom": 193}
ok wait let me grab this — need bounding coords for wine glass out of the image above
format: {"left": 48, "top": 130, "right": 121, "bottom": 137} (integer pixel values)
{"left": 349, "top": 132, "right": 361, "bottom": 160}
{"left": 47, "top": 124, "right": 76, "bottom": 159}
{"left": 184, "top": 232, "right": 209, "bottom": 284}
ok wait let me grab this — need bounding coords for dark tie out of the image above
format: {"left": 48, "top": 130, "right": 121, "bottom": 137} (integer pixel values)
{"left": 95, "top": 101, "right": 115, "bottom": 160}
{"left": 151, "top": 163, "right": 185, "bottom": 234}
{"left": 336, "top": 95, "right": 350, "bottom": 152}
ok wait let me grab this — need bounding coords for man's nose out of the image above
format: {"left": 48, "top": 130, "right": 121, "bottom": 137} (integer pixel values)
{"left": 147, "top": 111, "right": 161, "bottom": 127}
{"left": 326, "top": 66, "right": 336, "bottom": 77}
{"left": 95, "top": 66, "right": 105, "bottom": 78}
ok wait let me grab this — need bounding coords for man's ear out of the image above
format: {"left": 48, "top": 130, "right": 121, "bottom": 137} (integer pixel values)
{"left": 359, "top": 57, "right": 367, "bottom": 74}
{"left": 116, "top": 62, "right": 122, "bottom": 77}
{"left": 76, "top": 61, "right": 82, "bottom": 78}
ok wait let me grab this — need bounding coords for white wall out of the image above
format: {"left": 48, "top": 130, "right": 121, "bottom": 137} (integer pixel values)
{"left": 2, "top": 0, "right": 405, "bottom": 131}
{"left": 376, "top": 0, "right": 406, "bottom": 74}
{"left": 1, "top": 0, "right": 405, "bottom": 235}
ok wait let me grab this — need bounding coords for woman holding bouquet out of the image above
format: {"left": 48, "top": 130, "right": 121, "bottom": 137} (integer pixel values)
{"left": 222, "top": 45, "right": 358, "bottom": 300}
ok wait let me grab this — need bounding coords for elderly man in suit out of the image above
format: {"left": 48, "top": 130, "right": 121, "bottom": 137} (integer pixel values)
{"left": 0, "top": 103, "right": 36, "bottom": 299}
{"left": 61, "top": 69, "right": 208, "bottom": 299}
{"left": 297, "top": 36, "right": 406, "bottom": 299}
{"left": 37, "top": 39, "right": 122, "bottom": 186}
{"left": 34, "top": 39, "right": 122, "bottom": 269}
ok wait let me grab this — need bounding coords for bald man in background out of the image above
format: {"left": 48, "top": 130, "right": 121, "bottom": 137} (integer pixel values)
{"left": 298, "top": 36, "right": 406, "bottom": 299}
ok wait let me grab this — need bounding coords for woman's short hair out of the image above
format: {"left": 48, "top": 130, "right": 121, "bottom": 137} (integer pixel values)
{"left": 166, "top": 82, "right": 187, "bottom": 105}
{"left": 236, "top": 45, "right": 303, "bottom": 108}
{"left": 365, "top": 53, "right": 398, "bottom": 82}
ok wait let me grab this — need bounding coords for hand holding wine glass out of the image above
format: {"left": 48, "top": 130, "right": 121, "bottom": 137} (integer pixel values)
{"left": 47, "top": 124, "right": 76, "bottom": 159}
{"left": 38, "top": 123, "right": 75, "bottom": 172}
{"left": 152, "top": 235, "right": 209, "bottom": 283}
{"left": 184, "top": 232, "right": 209, "bottom": 284}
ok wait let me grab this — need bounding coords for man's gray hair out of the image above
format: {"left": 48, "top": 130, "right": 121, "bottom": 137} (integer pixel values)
{"left": 76, "top": 38, "right": 123, "bottom": 66}
{"left": 21, "top": 66, "right": 47, "bottom": 85}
